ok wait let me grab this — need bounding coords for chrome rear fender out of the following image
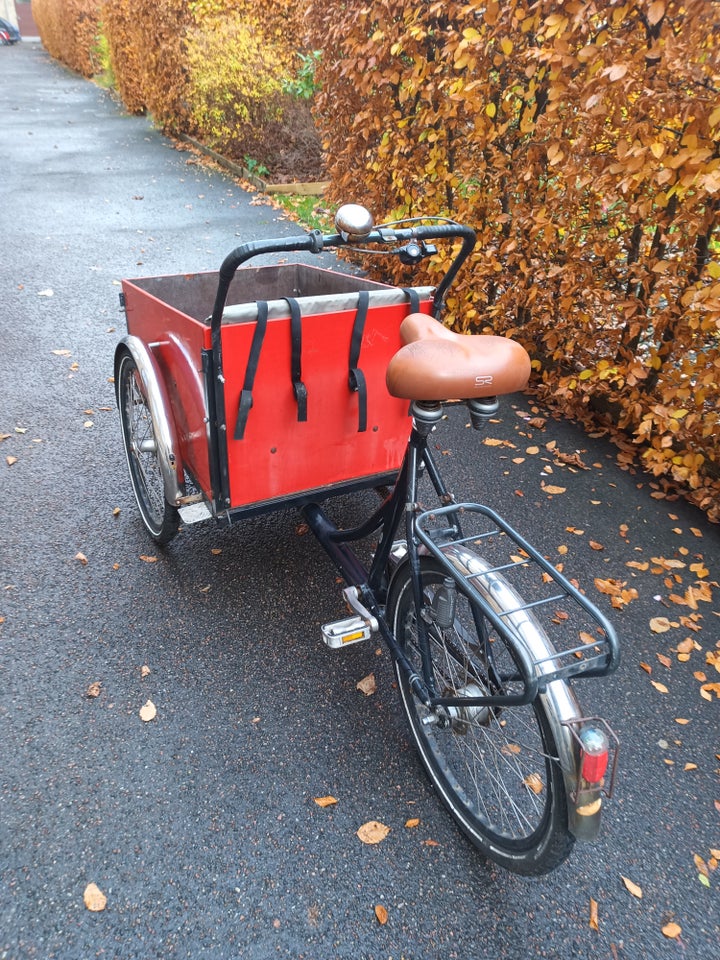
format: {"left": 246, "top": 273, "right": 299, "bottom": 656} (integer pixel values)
{"left": 438, "top": 543, "right": 598, "bottom": 838}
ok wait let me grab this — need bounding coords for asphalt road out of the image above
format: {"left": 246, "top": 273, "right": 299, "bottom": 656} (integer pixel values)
{"left": 1, "top": 42, "right": 719, "bottom": 960}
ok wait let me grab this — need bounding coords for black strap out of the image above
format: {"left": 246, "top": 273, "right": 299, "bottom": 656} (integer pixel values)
{"left": 234, "top": 300, "right": 268, "bottom": 440}
{"left": 285, "top": 297, "right": 307, "bottom": 422}
{"left": 402, "top": 287, "right": 421, "bottom": 313}
{"left": 348, "top": 290, "right": 369, "bottom": 433}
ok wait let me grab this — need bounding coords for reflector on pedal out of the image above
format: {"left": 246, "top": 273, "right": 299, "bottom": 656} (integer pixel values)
{"left": 321, "top": 616, "right": 373, "bottom": 649}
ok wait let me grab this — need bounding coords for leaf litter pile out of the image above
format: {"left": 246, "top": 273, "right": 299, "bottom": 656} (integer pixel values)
{"left": 480, "top": 405, "right": 719, "bottom": 943}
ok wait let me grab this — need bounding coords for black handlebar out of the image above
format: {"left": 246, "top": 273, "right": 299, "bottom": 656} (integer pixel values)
{"left": 209, "top": 222, "right": 477, "bottom": 355}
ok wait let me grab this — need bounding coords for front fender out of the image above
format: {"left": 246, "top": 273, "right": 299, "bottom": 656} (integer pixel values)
{"left": 115, "top": 335, "right": 184, "bottom": 507}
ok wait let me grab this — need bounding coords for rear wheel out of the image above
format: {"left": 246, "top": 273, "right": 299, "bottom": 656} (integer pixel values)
{"left": 387, "top": 557, "right": 573, "bottom": 875}
{"left": 117, "top": 350, "right": 180, "bottom": 545}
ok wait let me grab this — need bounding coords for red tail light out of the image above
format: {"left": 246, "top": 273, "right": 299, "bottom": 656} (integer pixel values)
{"left": 580, "top": 725, "right": 609, "bottom": 783}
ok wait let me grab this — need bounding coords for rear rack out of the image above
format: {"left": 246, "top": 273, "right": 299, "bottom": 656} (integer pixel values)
{"left": 414, "top": 503, "right": 621, "bottom": 686}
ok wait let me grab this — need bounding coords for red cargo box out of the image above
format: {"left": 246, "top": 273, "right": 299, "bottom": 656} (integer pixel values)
{"left": 121, "top": 263, "right": 433, "bottom": 511}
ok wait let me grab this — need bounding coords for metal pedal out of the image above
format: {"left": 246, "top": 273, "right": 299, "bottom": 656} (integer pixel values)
{"left": 321, "top": 586, "right": 378, "bottom": 649}
{"left": 321, "top": 615, "right": 373, "bottom": 649}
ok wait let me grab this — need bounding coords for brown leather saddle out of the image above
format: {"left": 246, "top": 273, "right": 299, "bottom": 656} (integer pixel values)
{"left": 386, "top": 313, "right": 531, "bottom": 402}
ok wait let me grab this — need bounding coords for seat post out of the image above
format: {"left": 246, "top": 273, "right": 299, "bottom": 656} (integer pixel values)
{"left": 410, "top": 401, "right": 444, "bottom": 437}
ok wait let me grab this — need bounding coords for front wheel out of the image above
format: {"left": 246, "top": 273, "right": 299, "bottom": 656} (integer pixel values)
{"left": 116, "top": 350, "right": 180, "bottom": 545}
{"left": 387, "top": 557, "right": 574, "bottom": 875}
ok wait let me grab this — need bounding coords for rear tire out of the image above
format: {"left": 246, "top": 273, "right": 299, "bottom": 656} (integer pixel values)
{"left": 116, "top": 350, "right": 180, "bottom": 545}
{"left": 387, "top": 557, "right": 574, "bottom": 875}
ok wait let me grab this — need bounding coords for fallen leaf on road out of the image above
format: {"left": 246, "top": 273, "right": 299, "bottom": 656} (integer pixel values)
{"left": 523, "top": 773, "right": 544, "bottom": 794}
{"left": 85, "top": 681, "right": 102, "bottom": 699}
{"left": 405, "top": 818, "right": 420, "bottom": 828}
{"left": 6, "top": 456, "right": 18, "bottom": 466}
{"left": 621, "top": 876, "right": 643, "bottom": 899}
{"left": 75, "top": 552, "right": 88, "bottom": 565}
{"left": 589, "top": 898, "right": 599, "bottom": 931}
{"left": 139, "top": 700, "right": 157, "bottom": 722}
{"left": 661, "top": 921, "right": 682, "bottom": 939}
{"left": 314, "top": 796, "right": 338, "bottom": 807}
{"left": 83, "top": 883, "right": 107, "bottom": 912}
{"left": 140, "top": 665, "right": 150, "bottom": 678}
{"left": 374, "top": 904, "right": 388, "bottom": 925}
{"left": 357, "top": 820, "right": 390, "bottom": 844}
{"left": 139, "top": 555, "right": 157, "bottom": 563}
{"left": 542, "top": 484, "right": 567, "bottom": 495}
{"left": 356, "top": 673, "right": 377, "bottom": 696}
{"left": 650, "top": 617, "right": 674, "bottom": 633}
{"left": 651, "top": 680, "right": 669, "bottom": 694}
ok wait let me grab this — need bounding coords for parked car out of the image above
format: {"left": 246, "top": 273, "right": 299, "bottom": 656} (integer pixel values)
{"left": 0, "top": 18, "right": 21, "bottom": 44}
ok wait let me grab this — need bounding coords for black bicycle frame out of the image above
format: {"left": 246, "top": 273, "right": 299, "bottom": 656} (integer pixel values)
{"left": 301, "top": 407, "right": 540, "bottom": 712}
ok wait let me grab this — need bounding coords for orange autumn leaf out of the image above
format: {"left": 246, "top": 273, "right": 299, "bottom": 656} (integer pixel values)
{"left": 651, "top": 680, "right": 669, "bottom": 694}
{"left": 621, "top": 876, "right": 643, "bottom": 899}
{"left": 356, "top": 673, "right": 377, "bottom": 696}
{"left": 314, "top": 796, "right": 338, "bottom": 808}
{"left": 357, "top": 821, "right": 390, "bottom": 844}
{"left": 374, "top": 904, "right": 388, "bottom": 925}
{"left": 83, "top": 883, "right": 107, "bottom": 912}
{"left": 706, "top": 650, "right": 720, "bottom": 674}
{"left": 662, "top": 922, "right": 682, "bottom": 939}
{"left": 523, "top": 773, "right": 544, "bottom": 795}
{"left": 589, "top": 898, "right": 599, "bottom": 932}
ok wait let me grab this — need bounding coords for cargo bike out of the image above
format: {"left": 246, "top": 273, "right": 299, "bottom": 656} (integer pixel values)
{"left": 115, "top": 204, "right": 620, "bottom": 876}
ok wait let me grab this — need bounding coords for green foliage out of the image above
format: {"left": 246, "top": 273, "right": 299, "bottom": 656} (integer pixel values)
{"left": 282, "top": 50, "right": 323, "bottom": 101}
{"left": 274, "top": 194, "right": 334, "bottom": 232}
{"left": 90, "top": 25, "right": 114, "bottom": 87}
{"left": 243, "top": 156, "right": 270, "bottom": 179}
